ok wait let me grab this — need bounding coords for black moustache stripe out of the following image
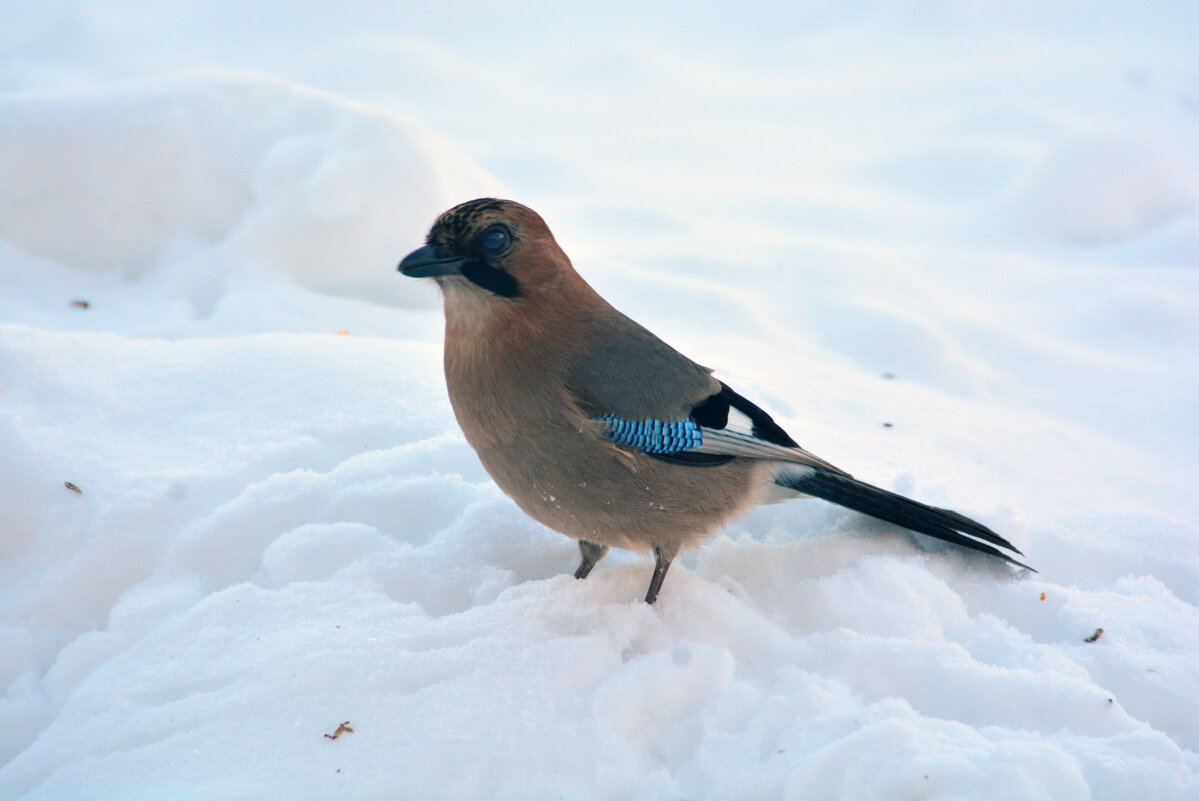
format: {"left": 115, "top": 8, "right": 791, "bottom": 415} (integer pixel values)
{"left": 461, "top": 259, "right": 520, "bottom": 298}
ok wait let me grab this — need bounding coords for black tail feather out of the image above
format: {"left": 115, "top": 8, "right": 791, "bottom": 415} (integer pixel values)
{"left": 776, "top": 468, "right": 1034, "bottom": 572}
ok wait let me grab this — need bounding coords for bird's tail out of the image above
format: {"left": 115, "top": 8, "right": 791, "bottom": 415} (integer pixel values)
{"left": 773, "top": 466, "right": 1034, "bottom": 571}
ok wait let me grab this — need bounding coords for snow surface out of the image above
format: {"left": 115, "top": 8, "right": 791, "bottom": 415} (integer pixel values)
{"left": 2, "top": 2, "right": 1198, "bottom": 799}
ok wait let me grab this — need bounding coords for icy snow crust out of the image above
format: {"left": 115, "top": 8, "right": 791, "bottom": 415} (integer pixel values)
{"left": 2, "top": 3, "right": 1198, "bottom": 799}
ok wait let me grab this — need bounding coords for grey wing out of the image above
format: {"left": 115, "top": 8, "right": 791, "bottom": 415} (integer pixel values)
{"left": 567, "top": 309, "right": 720, "bottom": 420}
{"left": 566, "top": 308, "right": 848, "bottom": 474}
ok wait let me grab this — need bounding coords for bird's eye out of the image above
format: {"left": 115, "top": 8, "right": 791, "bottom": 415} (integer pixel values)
{"left": 480, "top": 227, "right": 510, "bottom": 254}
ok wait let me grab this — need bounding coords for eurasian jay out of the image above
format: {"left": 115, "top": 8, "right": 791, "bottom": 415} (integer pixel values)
{"left": 398, "top": 198, "right": 1030, "bottom": 604}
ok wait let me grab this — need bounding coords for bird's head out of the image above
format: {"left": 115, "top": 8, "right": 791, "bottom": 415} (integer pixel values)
{"left": 398, "top": 198, "right": 572, "bottom": 302}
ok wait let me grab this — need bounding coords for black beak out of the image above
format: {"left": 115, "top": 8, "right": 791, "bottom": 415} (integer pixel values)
{"left": 398, "top": 245, "right": 466, "bottom": 278}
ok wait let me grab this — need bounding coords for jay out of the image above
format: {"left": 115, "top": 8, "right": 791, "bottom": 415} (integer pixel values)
{"left": 398, "top": 199, "right": 1030, "bottom": 604}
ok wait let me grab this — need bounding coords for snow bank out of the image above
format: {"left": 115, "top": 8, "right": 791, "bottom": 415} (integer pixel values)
{"left": 2, "top": 3, "right": 1198, "bottom": 799}
{"left": 0, "top": 73, "right": 502, "bottom": 309}
{"left": 1006, "top": 134, "right": 1199, "bottom": 245}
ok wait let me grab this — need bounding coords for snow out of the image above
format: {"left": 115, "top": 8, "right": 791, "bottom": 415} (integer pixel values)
{"left": 1, "top": 2, "right": 1197, "bottom": 798}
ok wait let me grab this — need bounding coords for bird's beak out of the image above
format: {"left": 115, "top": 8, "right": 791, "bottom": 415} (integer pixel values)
{"left": 398, "top": 245, "right": 466, "bottom": 278}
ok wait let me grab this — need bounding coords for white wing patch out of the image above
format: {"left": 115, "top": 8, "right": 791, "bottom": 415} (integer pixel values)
{"left": 723, "top": 405, "right": 758, "bottom": 437}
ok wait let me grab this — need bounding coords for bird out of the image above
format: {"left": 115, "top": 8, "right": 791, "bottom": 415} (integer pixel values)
{"left": 397, "top": 198, "right": 1031, "bottom": 604}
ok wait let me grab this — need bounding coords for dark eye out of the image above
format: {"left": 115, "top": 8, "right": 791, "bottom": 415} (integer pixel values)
{"left": 480, "top": 227, "right": 510, "bottom": 254}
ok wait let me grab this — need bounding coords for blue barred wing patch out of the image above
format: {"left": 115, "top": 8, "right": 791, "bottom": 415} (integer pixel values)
{"left": 594, "top": 415, "right": 702, "bottom": 454}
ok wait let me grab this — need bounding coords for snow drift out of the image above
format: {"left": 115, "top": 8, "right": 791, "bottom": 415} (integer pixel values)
{"left": 1, "top": 4, "right": 1197, "bottom": 799}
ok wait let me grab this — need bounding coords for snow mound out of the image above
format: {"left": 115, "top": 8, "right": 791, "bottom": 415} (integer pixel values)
{"left": 0, "top": 73, "right": 502, "bottom": 308}
{"left": 1005, "top": 135, "right": 1199, "bottom": 246}
{"left": 2, "top": 6, "right": 1198, "bottom": 800}
{"left": 2, "top": 323, "right": 1197, "bottom": 799}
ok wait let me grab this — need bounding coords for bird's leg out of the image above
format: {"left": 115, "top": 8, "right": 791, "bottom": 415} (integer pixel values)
{"left": 574, "top": 540, "right": 609, "bottom": 580}
{"left": 643, "top": 546, "right": 674, "bottom": 605}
